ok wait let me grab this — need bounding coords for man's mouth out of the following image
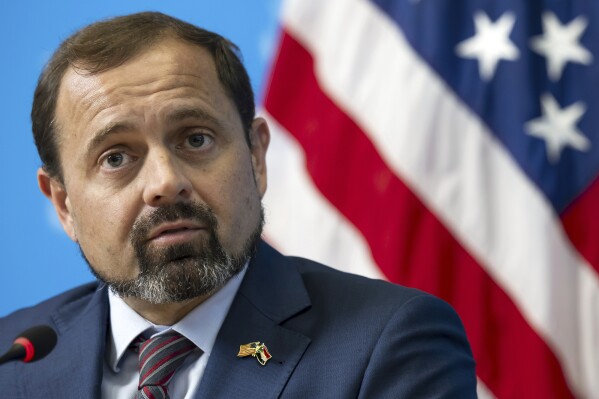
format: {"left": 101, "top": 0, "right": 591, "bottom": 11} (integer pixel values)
{"left": 157, "top": 227, "right": 193, "bottom": 237}
{"left": 148, "top": 221, "right": 205, "bottom": 245}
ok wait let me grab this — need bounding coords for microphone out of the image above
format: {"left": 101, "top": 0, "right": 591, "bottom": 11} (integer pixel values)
{"left": 0, "top": 325, "right": 57, "bottom": 365}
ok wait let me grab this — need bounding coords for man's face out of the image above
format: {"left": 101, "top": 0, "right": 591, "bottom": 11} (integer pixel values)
{"left": 40, "top": 38, "right": 269, "bottom": 303}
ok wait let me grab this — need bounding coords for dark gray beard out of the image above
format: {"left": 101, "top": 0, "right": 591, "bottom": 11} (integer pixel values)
{"left": 82, "top": 202, "right": 263, "bottom": 304}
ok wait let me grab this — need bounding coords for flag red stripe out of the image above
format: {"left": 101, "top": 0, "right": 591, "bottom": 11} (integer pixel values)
{"left": 264, "top": 30, "right": 575, "bottom": 399}
{"left": 562, "top": 176, "right": 599, "bottom": 276}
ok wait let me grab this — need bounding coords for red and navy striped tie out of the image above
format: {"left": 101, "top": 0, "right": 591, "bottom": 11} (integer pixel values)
{"left": 134, "top": 331, "right": 196, "bottom": 399}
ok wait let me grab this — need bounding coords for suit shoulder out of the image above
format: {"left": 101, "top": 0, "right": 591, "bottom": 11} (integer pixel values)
{"left": 287, "top": 255, "right": 439, "bottom": 310}
{"left": 0, "top": 282, "right": 100, "bottom": 340}
{"left": 275, "top": 253, "right": 477, "bottom": 397}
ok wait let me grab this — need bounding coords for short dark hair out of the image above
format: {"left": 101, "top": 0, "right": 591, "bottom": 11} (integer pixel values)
{"left": 31, "top": 11, "right": 255, "bottom": 180}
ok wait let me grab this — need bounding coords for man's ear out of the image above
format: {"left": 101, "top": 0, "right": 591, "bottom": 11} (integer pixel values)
{"left": 37, "top": 168, "right": 77, "bottom": 242}
{"left": 248, "top": 117, "right": 270, "bottom": 198}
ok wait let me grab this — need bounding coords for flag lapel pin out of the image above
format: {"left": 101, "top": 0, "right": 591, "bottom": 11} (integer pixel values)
{"left": 237, "top": 342, "right": 272, "bottom": 366}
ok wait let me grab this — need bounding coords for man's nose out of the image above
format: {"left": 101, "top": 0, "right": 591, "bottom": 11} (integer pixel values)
{"left": 141, "top": 150, "right": 193, "bottom": 206}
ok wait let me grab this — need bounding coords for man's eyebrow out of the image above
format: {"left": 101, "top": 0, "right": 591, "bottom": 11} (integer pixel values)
{"left": 85, "top": 121, "right": 135, "bottom": 155}
{"left": 167, "top": 107, "right": 223, "bottom": 128}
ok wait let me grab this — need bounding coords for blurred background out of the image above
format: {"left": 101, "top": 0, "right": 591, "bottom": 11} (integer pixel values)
{"left": 2, "top": 1, "right": 598, "bottom": 398}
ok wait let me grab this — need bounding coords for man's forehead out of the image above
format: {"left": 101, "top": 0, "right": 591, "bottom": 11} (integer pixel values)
{"left": 55, "top": 38, "right": 224, "bottom": 122}
{"left": 62, "top": 38, "right": 218, "bottom": 91}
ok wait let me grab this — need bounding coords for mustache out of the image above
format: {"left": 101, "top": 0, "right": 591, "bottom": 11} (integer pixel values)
{"left": 130, "top": 202, "right": 218, "bottom": 245}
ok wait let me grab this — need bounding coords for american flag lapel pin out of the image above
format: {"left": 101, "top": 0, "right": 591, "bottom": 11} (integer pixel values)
{"left": 237, "top": 342, "right": 272, "bottom": 366}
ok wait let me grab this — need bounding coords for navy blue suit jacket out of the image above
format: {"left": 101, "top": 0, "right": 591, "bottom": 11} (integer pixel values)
{"left": 0, "top": 242, "right": 477, "bottom": 398}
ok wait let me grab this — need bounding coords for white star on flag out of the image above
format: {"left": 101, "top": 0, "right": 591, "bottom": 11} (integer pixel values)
{"left": 530, "top": 12, "right": 593, "bottom": 81}
{"left": 456, "top": 11, "right": 519, "bottom": 80}
{"left": 525, "top": 93, "right": 590, "bottom": 163}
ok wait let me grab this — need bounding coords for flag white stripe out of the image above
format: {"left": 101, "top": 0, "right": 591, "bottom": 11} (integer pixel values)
{"left": 279, "top": 0, "right": 599, "bottom": 395}
{"left": 262, "top": 111, "right": 385, "bottom": 281}
{"left": 476, "top": 379, "right": 496, "bottom": 399}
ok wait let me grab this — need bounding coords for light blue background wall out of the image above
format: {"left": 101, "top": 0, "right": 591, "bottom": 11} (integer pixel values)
{"left": 0, "top": 0, "right": 283, "bottom": 317}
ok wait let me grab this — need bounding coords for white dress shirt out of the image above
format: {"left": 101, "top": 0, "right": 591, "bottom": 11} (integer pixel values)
{"left": 101, "top": 266, "right": 247, "bottom": 399}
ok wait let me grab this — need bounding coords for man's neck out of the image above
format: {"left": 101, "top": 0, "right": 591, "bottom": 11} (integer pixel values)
{"left": 122, "top": 295, "right": 210, "bottom": 326}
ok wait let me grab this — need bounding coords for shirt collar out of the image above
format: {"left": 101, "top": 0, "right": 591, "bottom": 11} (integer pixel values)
{"left": 106, "top": 264, "right": 247, "bottom": 372}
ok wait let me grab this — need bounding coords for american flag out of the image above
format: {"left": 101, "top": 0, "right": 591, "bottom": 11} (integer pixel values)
{"left": 260, "top": 0, "right": 599, "bottom": 397}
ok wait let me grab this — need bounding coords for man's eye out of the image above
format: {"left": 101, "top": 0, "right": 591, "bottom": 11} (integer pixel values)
{"left": 186, "top": 133, "right": 212, "bottom": 148}
{"left": 101, "top": 152, "right": 132, "bottom": 169}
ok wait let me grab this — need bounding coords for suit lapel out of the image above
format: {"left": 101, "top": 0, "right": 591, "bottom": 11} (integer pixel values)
{"left": 19, "top": 285, "right": 108, "bottom": 399}
{"left": 195, "top": 242, "right": 312, "bottom": 399}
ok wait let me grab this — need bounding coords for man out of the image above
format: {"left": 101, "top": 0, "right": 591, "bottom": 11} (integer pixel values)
{"left": 0, "top": 12, "right": 476, "bottom": 398}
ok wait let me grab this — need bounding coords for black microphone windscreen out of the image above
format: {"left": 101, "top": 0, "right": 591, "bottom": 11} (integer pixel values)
{"left": 16, "top": 325, "right": 58, "bottom": 361}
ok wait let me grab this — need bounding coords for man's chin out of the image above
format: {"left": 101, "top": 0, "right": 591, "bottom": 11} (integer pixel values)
{"left": 98, "top": 254, "right": 245, "bottom": 304}
{"left": 81, "top": 203, "right": 264, "bottom": 304}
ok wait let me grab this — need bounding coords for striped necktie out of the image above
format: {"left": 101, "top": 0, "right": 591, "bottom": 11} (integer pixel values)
{"left": 134, "top": 331, "right": 196, "bottom": 399}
